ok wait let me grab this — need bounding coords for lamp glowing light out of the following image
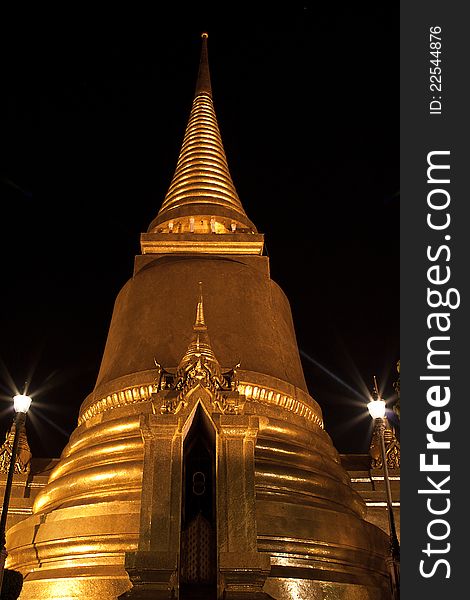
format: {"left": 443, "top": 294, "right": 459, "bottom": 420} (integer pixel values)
{"left": 367, "top": 398, "right": 386, "bottom": 419}
{"left": 13, "top": 394, "right": 32, "bottom": 413}
{"left": 368, "top": 374, "right": 386, "bottom": 419}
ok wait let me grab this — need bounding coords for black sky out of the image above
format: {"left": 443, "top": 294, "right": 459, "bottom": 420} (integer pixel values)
{"left": 0, "top": 4, "right": 399, "bottom": 458}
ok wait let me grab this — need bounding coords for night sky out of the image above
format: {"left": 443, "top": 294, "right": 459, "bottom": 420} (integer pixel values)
{"left": 0, "top": 4, "right": 398, "bottom": 459}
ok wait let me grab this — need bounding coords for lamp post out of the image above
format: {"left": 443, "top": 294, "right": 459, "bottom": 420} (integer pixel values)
{"left": 0, "top": 394, "right": 32, "bottom": 592}
{"left": 368, "top": 377, "right": 400, "bottom": 600}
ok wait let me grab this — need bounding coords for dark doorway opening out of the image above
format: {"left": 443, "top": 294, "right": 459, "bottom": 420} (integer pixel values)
{"left": 180, "top": 405, "right": 217, "bottom": 600}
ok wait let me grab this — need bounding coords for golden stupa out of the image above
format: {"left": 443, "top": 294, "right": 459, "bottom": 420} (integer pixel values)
{"left": 6, "top": 34, "right": 392, "bottom": 599}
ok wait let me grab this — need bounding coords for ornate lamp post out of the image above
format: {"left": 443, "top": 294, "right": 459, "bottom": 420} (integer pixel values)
{"left": 368, "top": 377, "right": 400, "bottom": 600}
{"left": 0, "top": 394, "right": 32, "bottom": 592}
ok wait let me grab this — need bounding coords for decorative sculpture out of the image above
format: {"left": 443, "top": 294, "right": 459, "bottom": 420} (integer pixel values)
{"left": 0, "top": 424, "right": 32, "bottom": 475}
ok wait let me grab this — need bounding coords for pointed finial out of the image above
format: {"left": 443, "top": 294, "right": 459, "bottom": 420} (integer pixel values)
{"left": 195, "top": 32, "right": 212, "bottom": 98}
{"left": 372, "top": 375, "right": 380, "bottom": 400}
{"left": 195, "top": 281, "right": 206, "bottom": 329}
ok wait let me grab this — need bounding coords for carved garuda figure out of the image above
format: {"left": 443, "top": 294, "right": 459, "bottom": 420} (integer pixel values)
{"left": 0, "top": 423, "right": 32, "bottom": 475}
{"left": 369, "top": 418, "right": 400, "bottom": 470}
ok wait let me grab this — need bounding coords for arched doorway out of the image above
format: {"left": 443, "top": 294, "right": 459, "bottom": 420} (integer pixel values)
{"left": 180, "top": 405, "right": 217, "bottom": 599}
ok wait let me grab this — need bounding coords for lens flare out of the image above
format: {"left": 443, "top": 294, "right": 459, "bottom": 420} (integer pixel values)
{"left": 299, "top": 349, "right": 369, "bottom": 402}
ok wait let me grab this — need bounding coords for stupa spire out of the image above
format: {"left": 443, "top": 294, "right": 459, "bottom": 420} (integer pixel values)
{"left": 147, "top": 33, "right": 257, "bottom": 234}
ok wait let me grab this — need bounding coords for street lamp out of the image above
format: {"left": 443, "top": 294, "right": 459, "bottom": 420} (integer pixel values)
{"left": 0, "top": 394, "right": 32, "bottom": 592}
{"left": 368, "top": 377, "right": 400, "bottom": 600}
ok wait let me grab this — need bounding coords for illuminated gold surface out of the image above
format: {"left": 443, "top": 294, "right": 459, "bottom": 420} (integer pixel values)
{"left": 7, "top": 391, "right": 391, "bottom": 598}
{"left": 264, "top": 579, "right": 386, "bottom": 600}
{"left": 88, "top": 257, "right": 312, "bottom": 400}
{"left": 77, "top": 370, "right": 324, "bottom": 428}
{"left": 140, "top": 233, "right": 264, "bottom": 255}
